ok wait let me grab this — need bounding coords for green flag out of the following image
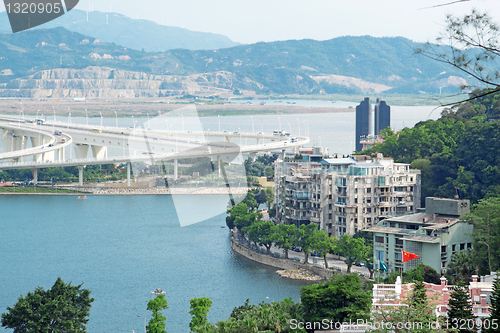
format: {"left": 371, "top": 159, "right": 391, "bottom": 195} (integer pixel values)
{"left": 379, "top": 261, "right": 388, "bottom": 271}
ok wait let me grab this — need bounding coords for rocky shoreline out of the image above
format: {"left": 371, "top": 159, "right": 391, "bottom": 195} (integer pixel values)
{"left": 276, "top": 269, "right": 324, "bottom": 281}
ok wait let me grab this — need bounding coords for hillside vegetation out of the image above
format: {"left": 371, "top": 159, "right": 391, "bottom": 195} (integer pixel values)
{"left": 0, "top": 27, "right": 481, "bottom": 95}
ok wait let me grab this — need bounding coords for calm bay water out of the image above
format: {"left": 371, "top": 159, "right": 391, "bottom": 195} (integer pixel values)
{"left": 0, "top": 195, "right": 308, "bottom": 333}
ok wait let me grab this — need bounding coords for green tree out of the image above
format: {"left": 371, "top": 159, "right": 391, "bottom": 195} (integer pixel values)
{"left": 465, "top": 195, "right": 500, "bottom": 273}
{"left": 146, "top": 295, "right": 169, "bottom": 333}
{"left": 446, "top": 250, "right": 476, "bottom": 283}
{"left": 448, "top": 281, "right": 475, "bottom": 333}
{"left": 300, "top": 274, "right": 371, "bottom": 324}
{"left": 337, "top": 234, "right": 369, "bottom": 274}
{"left": 189, "top": 297, "right": 213, "bottom": 332}
{"left": 486, "top": 277, "right": 500, "bottom": 333}
{"left": 226, "top": 202, "right": 248, "bottom": 229}
{"left": 312, "top": 231, "right": 337, "bottom": 269}
{"left": 246, "top": 220, "right": 277, "bottom": 254}
{"left": 274, "top": 223, "right": 298, "bottom": 259}
{"left": 297, "top": 223, "right": 319, "bottom": 264}
{"left": 1, "top": 277, "right": 94, "bottom": 333}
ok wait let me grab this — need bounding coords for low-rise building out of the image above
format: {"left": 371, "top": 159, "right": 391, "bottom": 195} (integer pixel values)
{"left": 367, "top": 197, "right": 473, "bottom": 275}
{"left": 274, "top": 152, "right": 421, "bottom": 236}
{"left": 373, "top": 274, "right": 494, "bottom": 319}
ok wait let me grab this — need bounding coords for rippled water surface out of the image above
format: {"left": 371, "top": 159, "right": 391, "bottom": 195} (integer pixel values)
{"left": 0, "top": 195, "right": 308, "bottom": 333}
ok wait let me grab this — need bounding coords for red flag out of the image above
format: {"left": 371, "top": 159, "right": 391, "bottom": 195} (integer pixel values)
{"left": 402, "top": 251, "right": 419, "bottom": 263}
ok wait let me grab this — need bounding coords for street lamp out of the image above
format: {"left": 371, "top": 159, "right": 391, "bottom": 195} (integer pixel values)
{"left": 478, "top": 241, "right": 492, "bottom": 274}
{"left": 100, "top": 112, "right": 103, "bottom": 128}
{"left": 251, "top": 115, "right": 254, "bottom": 133}
{"left": 53, "top": 106, "right": 56, "bottom": 121}
{"left": 137, "top": 315, "right": 146, "bottom": 333}
{"left": 218, "top": 114, "right": 221, "bottom": 132}
{"left": 147, "top": 113, "right": 150, "bottom": 130}
{"left": 115, "top": 111, "right": 118, "bottom": 128}
{"left": 85, "top": 109, "right": 88, "bottom": 126}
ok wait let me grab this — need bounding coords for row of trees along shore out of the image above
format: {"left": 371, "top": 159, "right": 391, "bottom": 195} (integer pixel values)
{"left": 227, "top": 192, "right": 376, "bottom": 277}
{"left": 3, "top": 273, "right": 500, "bottom": 333}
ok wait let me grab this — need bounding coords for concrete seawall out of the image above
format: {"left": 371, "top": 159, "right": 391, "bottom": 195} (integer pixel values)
{"left": 230, "top": 237, "right": 335, "bottom": 280}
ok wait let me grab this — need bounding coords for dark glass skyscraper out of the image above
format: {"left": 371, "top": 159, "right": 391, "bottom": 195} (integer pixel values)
{"left": 355, "top": 97, "right": 370, "bottom": 152}
{"left": 355, "top": 97, "right": 391, "bottom": 152}
{"left": 374, "top": 98, "right": 391, "bottom": 135}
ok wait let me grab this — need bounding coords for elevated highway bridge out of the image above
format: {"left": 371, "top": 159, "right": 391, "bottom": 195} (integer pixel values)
{"left": 0, "top": 115, "right": 309, "bottom": 187}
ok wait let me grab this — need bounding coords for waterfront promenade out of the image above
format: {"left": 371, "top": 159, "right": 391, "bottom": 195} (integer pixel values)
{"left": 230, "top": 230, "right": 371, "bottom": 280}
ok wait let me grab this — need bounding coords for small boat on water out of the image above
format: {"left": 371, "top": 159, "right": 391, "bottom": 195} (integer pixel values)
{"left": 151, "top": 288, "right": 166, "bottom": 295}
{"left": 77, "top": 195, "right": 87, "bottom": 200}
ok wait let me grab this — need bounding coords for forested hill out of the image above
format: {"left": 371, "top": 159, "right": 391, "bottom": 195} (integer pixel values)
{"left": 362, "top": 90, "right": 500, "bottom": 205}
{"left": 170, "top": 36, "right": 469, "bottom": 94}
{"left": 0, "top": 27, "right": 477, "bottom": 94}
{"left": 0, "top": 10, "right": 239, "bottom": 52}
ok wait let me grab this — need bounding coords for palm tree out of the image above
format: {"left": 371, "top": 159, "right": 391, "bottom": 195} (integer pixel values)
{"left": 446, "top": 249, "right": 476, "bottom": 283}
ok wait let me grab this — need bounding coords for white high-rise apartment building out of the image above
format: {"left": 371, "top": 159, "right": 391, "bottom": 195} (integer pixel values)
{"left": 275, "top": 153, "right": 421, "bottom": 236}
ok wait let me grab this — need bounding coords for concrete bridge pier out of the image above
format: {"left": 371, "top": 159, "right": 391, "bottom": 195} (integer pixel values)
{"left": 78, "top": 166, "right": 84, "bottom": 187}
{"left": 249, "top": 152, "right": 257, "bottom": 162}
{"left": 174, "top": 159, "right": 178, "bottom": 181}
{"left": 127, "top": 162, "right": 131, "bottom": 187}
{"left": 31, "top": 168, "right": 38, "bottom": 185}
{"left": 217, "top": 155, "right": 221, "bottom": 177}
{"left": 75, "top": 144, "right": 89, "bottom": 159}
{"left": 91, "top": 145, "right": 108, "bottom": 159}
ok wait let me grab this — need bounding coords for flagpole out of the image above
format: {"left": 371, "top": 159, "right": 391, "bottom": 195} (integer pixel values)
{"left": 377, "top": 260, "right": 380, "bottom": 285}
{"left": 400, "top": 249, "right": 403, "bottom": 281}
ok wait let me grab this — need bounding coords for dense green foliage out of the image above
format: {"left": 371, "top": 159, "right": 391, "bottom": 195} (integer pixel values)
{"left": 194, "top": 298, "right": 306, "bottom": 333}
{"left": 146, "top": 295, "right": 169, "bottom": 333}
{"left": 300, "top": 274, "right": 371, "bottom": 324}
{"left": 383, "top": 263, "right": 441, "bottom": 284}
{"left": 1, "top": 277, "right": 94, "bottom": 333}
{"left": 464, "top": 195, "right": 500, "bottom": 274}
{"left": 364, "top": 90, "right": 500, "bottom": 205}
{"left": 486, "top": 277, "right": 500, "bottom": 333}
{"left": 447, "top": 281, "right": 476, "bottom": 333}
{"left": 189, "top": 298, "right": 213, "bottom": 332}
{"left": 446, "top": 250, "right": 477, "bottom": 283}
{"left": 0, "top": 164, "right": 125, "bottom": 183}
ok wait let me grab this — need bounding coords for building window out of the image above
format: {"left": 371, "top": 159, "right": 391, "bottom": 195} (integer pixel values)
{"left": 376, "top": 236, "right": 384, "bottom": 244}
{"left": 467, "top": 243, "right": 472, "bottom": 249}
{"left": 395, "top": 252, "right": 402, "bottom": 260}
{"left": 441, "top": 246, "right": 446, "bottom": 253}
{"left": 460, "top": 243, "right": 465, "bottom": 251}
{"left": 452, "top": 244, "right": 456, "bottom": 252}
{"left": 367, "top": 188, "right": 371, "bottom": 193}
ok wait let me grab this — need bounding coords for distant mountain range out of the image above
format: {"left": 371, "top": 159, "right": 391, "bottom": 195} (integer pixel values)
{"left": 0, "top": 10, "right": 239, "bottom": 52}
{"left": 0, "top": 26, "right": 477, "bottom": 97}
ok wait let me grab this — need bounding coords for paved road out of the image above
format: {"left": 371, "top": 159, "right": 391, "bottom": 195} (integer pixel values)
{"left": 235, "top": 236, "right": 371, "bottom": 277}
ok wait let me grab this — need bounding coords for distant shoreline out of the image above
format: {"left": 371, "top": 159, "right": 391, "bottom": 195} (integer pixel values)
{"left": 0, "top": 187, "right": 251, "bottom": 196}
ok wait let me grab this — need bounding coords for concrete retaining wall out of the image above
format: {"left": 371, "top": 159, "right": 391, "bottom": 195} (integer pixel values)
{"left": 230, "top": 238, "right": 334, "bottom": 279}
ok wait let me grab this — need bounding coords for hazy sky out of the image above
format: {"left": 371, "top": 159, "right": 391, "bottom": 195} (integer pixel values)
{"left": 4, "top": 0, "right": 500, "bottom": 44}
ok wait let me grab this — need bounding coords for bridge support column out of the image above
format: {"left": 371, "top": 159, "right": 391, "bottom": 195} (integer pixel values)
{"left": 249, "top": 152, "right": 257, "bottom": 162}
{"left": 217, "top": 155, "right": 221, "bottom": 177}
{"left": 174, "top": 159, "right": 178, "bottom": 181}
{"left": 31, "top": 168, "right": 38, "bottom": 185}
{"left": 91, "top": 145, "right": 108, "bottom": 159}
{"left": 256, "top": 138, "right": 260, "bottom": 145}
{"left": 78, "top": 166, "right": 84, "bottom": 187}
{"left": 75, "top": 144, "right": 89, "bottom": 159}
{"left": 127, "top": 162, "right": 131, "bottom": 187}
